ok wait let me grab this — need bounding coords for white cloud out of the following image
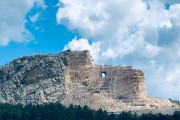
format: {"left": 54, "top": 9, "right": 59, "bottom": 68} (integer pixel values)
{"left": 146, "top": 62, "right": 180, "bottom": 100}
{"left": 166, "top": 67, "right": 180, "bottom": 83}
{"left": 30, "top": 12, "right": 41, "bottom": 23}
{"left": 142, "top": 43, "right": 161, "bottom": 57}
{"left": 159, "top": 0, "right": 180, "bottom": 4}
{"left": 58, "top": 0, "right": 180, "bottom": 100}
{"left": 57, "top": 0, "right": 165, "bottom": 59}
{"left": 64, "top": 38, "right": 101, "bottom": 63}
{"left": 35, "top": 0, "right": 47, "bottom": 9}
{"left": 0, "top": 0, "right": 46, "bottom": 46}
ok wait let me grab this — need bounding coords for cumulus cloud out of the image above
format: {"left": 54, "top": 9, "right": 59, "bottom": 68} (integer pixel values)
{"left": 57, "top": 0, "right": 165, "bottom": 58}
{"left": 57, "top": 0, "right": 180, "bottom": 100}
{"left": 0, "top": 0, "right": 46, "bottom": 46}
{"left": 64, "top": 38, "right": 101, "bottom": 63}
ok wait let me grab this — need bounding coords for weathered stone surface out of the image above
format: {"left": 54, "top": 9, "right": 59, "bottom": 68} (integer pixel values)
{"left": 0, "top": 50, "right": 179, "bottom": 114}
{"left": 0, "top": 54, "right": 66, "bottom": 104}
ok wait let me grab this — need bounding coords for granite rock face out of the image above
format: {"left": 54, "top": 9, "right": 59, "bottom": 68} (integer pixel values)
{"left": 0, "top": 54, "right": 66, "bottom": 104}
{"left": 0, "top": 50, "right": 179, "bottom": 114}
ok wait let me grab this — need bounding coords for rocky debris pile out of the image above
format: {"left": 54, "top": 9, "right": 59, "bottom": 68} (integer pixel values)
{"left": 62, "top": 82, "right": 180, "bottom": 115}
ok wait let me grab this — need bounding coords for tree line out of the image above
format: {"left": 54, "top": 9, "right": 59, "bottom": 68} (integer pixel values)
{"left": 0, "top": 103, "right": 180, "bottom": 120}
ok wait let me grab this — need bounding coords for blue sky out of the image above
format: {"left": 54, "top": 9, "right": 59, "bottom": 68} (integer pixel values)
{"left": 0, "top": 0, "right": 180, "bottom": 100}
{"left": 0, "top": 0, "right": 77, "bottom": 65}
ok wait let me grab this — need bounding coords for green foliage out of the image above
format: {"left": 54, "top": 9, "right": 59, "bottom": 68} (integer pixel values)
{"left": 117, "top": 111, "right": 138, "bottom": 120}
{"left": 0, "top": 103, "right": 179, "bottom": 120}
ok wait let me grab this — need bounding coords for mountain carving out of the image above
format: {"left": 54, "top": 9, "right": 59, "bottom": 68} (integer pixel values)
{"left": 0, "top": 50, "right": 179, "bottom": 114}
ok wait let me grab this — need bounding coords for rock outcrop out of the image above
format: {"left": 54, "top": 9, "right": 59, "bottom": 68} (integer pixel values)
{"left": 0, "top": 54, "right": 66, "bottom": 104}
{"left": 0, "top": 50, "right": 179, "bottom": 114}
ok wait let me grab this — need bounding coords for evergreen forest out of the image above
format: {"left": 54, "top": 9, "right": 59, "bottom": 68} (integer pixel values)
{"left": 0, "top": 103, "right": 180, "bottom": 120}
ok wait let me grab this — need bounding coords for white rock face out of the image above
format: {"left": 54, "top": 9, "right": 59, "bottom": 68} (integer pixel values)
{"left": 0, "top": 54, "right": 66, "bottom": 104}
{"left": 0, "top": 50, "right": 180, "bottom": 115}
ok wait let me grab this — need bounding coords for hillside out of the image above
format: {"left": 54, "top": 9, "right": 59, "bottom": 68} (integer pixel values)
{"left": 0, "top": 50, "right": 179, "bottom": 115}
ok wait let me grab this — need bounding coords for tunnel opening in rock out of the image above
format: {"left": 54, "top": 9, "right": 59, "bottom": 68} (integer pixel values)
{"left": 101, "top": 71, "right": 107, "bottom": 77}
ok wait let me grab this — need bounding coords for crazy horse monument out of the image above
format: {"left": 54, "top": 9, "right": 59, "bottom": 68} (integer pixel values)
{"left": 0, "top": 50, "right": 179, "bottom": 114}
